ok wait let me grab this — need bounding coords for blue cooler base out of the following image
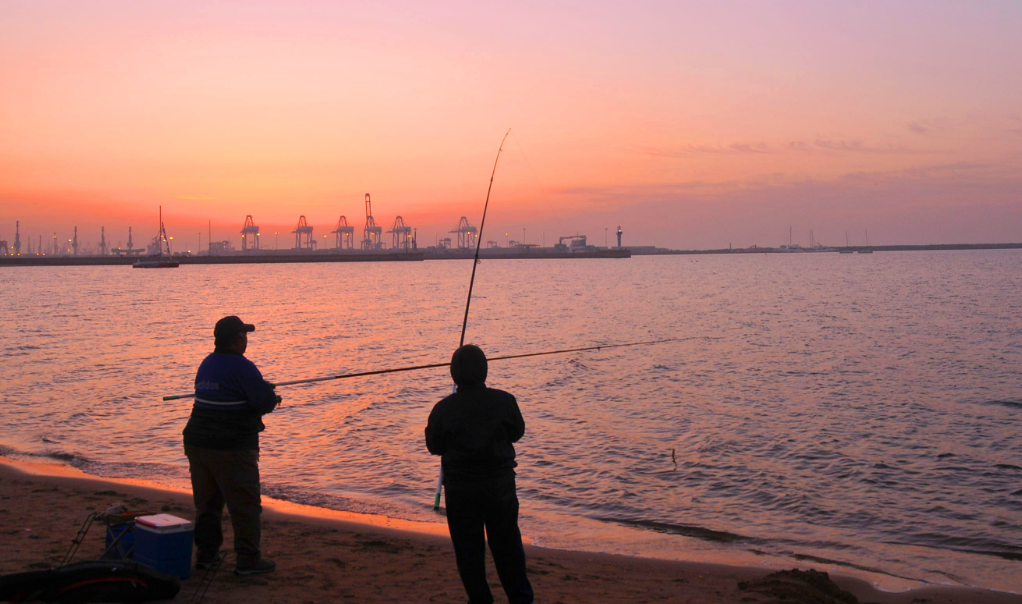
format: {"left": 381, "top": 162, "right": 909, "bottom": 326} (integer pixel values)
{"left": 135, "top": 553, "right": 191, "bottom": 579}
{"left": 134, "top": 524, "right": 193, "bottom": 579}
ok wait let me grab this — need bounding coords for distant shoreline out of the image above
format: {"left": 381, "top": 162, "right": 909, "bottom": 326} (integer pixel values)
{"left": 1, "top": 242, "right": 1018, "bottom": 267}
{"left": 0, "top": 248, "right": 630, "bottom": 267}
{"left": 648, "top": 242, "right": 1022, "bottom": 255}
{"left": 0, "top": 251, "right": 426, "bottom": 267}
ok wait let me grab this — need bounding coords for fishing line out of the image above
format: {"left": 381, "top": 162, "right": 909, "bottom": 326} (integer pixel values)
{"left": 511, "top": 131, "right": 545, "bottom": 197}
{"left": 161, "top": 336, "right": 701, "bottom": 401}
{"left": 510, "top": 131, "right": 567, "bottom": 240}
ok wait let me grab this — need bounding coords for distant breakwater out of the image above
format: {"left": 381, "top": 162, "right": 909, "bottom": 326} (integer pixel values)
{"left": 3, "top": 243, "right": 1018, "bottom": 267}
{"left": 0, "top": 251, "right": 426, "bottom": 267}
{"left": 0, "top": 248, "right": 631, "bottom": 267}
{"left": 657, "top": 242, "right": 1022, "bottom": 255}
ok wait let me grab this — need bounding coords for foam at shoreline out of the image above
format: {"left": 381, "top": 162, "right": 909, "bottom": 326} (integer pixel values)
{"left": 0, "top": 455, "right": 449, "bottom": 538}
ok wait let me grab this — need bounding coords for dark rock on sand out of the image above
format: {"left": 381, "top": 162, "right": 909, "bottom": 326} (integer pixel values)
{"left": 737, "top": 568, "right": 858, "bottom": 604}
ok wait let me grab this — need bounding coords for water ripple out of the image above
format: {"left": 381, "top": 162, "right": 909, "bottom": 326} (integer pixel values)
{"left": 1, "top": 253, "right": 1020, "bottom": 591}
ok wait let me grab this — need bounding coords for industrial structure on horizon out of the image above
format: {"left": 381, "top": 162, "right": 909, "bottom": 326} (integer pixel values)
{"left": 1, "top": 194, "right": 629, "bottom": 257}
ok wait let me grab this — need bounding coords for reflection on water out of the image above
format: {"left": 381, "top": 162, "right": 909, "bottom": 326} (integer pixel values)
{"left": 1, "top": 251, "right": 1020, "bottom": 592}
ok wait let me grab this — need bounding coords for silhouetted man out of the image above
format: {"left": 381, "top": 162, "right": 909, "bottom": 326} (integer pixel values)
{"left": 183, "top": 315, "right": 279, "bottom": 576}
{"left": 425, "top": 344, "right": 535, "bottom": 604}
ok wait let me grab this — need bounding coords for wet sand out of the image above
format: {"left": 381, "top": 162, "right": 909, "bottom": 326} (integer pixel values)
{"left": 0, "top": 460, "right": 1018, "bottom": 604}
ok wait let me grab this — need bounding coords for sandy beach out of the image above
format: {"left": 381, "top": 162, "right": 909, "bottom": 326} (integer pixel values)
{"left": 0, "top": 458, "right": 1017, "bottom": 604}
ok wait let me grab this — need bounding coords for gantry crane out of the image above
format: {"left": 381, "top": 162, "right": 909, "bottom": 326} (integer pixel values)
{"left": 332, "top": 216, "right": 355, "bottom": 249}
{"left": 388, "top": 216, "right": 412, "bottom": 251}
{"left": 241, "top": 215, "right": 260, "bottom": 251}
{"left": 362, "top": 193, "right": 383, "bottom": 250}
{"left": 450, "top": 217, "right": 477, "bottom": 249}
{"left": 293, "top": 215, "right": 315, "bottom": 250}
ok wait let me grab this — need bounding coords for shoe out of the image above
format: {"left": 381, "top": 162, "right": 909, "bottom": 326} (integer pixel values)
{"left": 234, "top": 559, "right": 275, "bottom": 576}
{"left": 195, "top": 551, "right": 219, "bottom": 570}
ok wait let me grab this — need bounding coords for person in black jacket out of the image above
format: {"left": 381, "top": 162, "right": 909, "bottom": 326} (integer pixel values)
{"left": 425, "top": 345, "right": 535, "bottom": 604}
{"left": 182, "top": 316, "right": 280, "bottom": 576}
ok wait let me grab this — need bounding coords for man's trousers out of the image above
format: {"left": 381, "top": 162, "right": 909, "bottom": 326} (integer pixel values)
{"left": 444, "top": 474, "right": 534, "bottom": 604}
{"left": 184, "top": 445, "right": 262, "bottom": 567}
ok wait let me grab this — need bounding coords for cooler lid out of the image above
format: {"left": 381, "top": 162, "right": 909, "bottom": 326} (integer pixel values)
{"left": 135, "top": 514, "right": 192, "bottom": 529}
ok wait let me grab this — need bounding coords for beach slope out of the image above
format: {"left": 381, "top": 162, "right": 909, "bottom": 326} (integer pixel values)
{"left": 0, "top": 461, "right": 1016, "bottom": 603}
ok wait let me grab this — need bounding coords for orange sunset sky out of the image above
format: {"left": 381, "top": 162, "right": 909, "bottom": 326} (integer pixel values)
{"left": 1, "top": 1, "right": 1020, "bottom": 251}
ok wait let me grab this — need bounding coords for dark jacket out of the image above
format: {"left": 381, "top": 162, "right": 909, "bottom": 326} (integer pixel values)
{"left": 425, "top": 346, "right": 525, "bottom": 483}
{"left": 425, "top": 385, "right": 525, "bottom": 482}
{"left": 182, "top": 349, "right": 278, "bottom": 451}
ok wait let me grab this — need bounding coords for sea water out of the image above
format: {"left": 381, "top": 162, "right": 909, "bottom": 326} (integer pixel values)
{"left": 0, "top": 251, "right": 1019, "bottom": 592}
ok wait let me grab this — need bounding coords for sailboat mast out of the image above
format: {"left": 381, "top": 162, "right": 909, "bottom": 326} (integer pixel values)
{"left": 158, "top": 205, "right": 171, "bottom": 257}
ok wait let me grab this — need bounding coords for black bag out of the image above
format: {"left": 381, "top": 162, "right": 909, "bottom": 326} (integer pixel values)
{"left": 0, "top": 560, "right": 180, "bottom": 603}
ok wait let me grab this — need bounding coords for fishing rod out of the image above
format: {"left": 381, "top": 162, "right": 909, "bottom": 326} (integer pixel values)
{"left": 161, "top": 337, "right": 696, "bottom": 401}
{"left": 434, "top": 128, "right": 511, "bottom": 508}
{"left": 459, "top": 128, "right": 509, "bottom": 348}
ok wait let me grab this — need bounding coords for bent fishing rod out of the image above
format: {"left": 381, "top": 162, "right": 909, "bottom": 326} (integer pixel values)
{"left": 161, "top": 337, "right": 697, "bottom": 401}
{"left": 433, "top": 128, "right": 510, "bottom": 508}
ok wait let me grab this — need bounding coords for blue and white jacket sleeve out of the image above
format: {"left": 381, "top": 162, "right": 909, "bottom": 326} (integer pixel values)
{"left": 238, "top": 360, "right": 278, "bottom": 415}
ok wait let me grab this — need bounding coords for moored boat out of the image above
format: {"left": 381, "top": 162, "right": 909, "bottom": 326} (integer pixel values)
{"left": 133, "top": 206, "right": 179, "bottom": 268}
{"left": 133, "top": 259, "right": 180, "bottom": 268}
{"left": 840, "top": 230, "right": 854, "bottom": 253}
{"left": 858, "top": 229, "right": 874, "bottom": 253}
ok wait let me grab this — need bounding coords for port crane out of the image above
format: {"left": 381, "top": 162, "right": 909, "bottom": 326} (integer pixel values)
{"left": 362, "top": 194, "right": 383, "bottom": 250}
{"left": 293, "top": 215, "right": 315, "bottom": 250}
{"left": 388, "top": 216, "right": 412, "bottom": 251}
{"left": 332, "top": 216, "right": 355, "bottom": 249}
{"left": 241, "top": 215, "right": 260, "bottom": 251}
{"left": 450, "top": 217, "right": 477, "bottom": 249}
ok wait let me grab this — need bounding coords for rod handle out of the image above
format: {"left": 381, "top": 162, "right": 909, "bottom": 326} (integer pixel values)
{"left": 433, "top": 466, "right": 444, "bottom": 510}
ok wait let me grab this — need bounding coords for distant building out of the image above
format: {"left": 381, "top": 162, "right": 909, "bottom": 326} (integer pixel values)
{"left": 208, "top": 240, "right": 235, "bottom": 256}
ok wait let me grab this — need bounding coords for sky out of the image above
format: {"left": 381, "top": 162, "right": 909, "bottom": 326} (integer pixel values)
{"left": 1, "top": 0, "right": 1020, "bottom": 251}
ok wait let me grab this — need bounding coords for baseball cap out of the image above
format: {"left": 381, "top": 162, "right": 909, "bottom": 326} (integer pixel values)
{"left": 214, "top": 315, "right": 255, "bottom": 339}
